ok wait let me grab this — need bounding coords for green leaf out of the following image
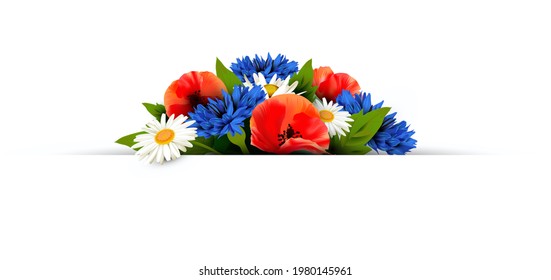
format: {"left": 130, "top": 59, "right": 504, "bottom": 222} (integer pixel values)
{"left": 330, "top": 107, "right": 391, "bottom": 155}
{"left": 330, "top": 136, "right": 372, "bottom": 155}
{"left": 227, "top": 128, "right": 249, "bottom": 154}
{"left": 142, "top": 103, "right": 166, "bottom": 121}
{"left": 115, "top": 132, "right": 146, "bottom": 150}
{"left": 183, "top": 137, "right": 221, "bottom": 155}
{"left": 289, "top": 59, "right": 318, "bottom": 102}
{"left": 216, "top": 57, "right": 242, "bottom": 93}
{"left": 212, "top": 134, "right": 241, "bottom": 154}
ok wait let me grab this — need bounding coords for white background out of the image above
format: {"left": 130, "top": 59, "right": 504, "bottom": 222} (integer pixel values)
{"left": 1, "top": 0, "right": 550, "bottom": 279}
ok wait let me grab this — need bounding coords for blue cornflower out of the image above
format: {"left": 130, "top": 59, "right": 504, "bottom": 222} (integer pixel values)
{"left": 368, "top": 115, "right": 417, "bottom": 155}
{"left": 336, "top": 90, "right": 416, "bottom": 155}
{"left": 189, "top": 85, "right": 266, "bottom": 138}
{"left": 230, "top": 53, "right": 298, "bottom": 83}
{"left": 336, "top": 90, "right": 384, "bottom": 114}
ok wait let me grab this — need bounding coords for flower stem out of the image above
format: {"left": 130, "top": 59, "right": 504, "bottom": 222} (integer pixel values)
{"left": 227, "top": 129, "right": 249, "bottom": 154}
{"left": 236, "top": 142, "right": 250, "bottom": 154}
{"left": 192, "top": 141, "right": 222, "bottom": 155}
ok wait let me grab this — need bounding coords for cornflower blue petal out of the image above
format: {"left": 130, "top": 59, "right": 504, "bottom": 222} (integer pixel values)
{"left": 189, "top": 85, "right": 266, "bottom": 138}
{"left": 230, "top": 53, "right": 299, "bottom": 83}
{"left": 335, "top": 90, "right": 416, "bottom": 154}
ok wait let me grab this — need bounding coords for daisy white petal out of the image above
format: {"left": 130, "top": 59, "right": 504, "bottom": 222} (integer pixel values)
{"left": 155, "top": 146, "right": 164, "bottom": 163}
{"left": 162, "top": 144, "right": 171, "bottom": 161}
{"left": 166, "top": 114, "right": 175, "bottom": 128}
{"left": 133, "top": 113, "right": 197, "bottom": 164}
{"left": 245, "top": 72, "right": 301, "bottom": 98}
{"left": 243, "top": 75, "right": 254, "bottom": 88}
{"left": 135, "top": 133, "right": 153, "bottom": 140}
{"left": 173, "top": 139, "right": 193, "bottom": 148}
{"left": 169, "top": 143, "right": 180, "bottom": 159}
{"left": 147, "top": 146, "right": 159, "bottom": 163}
{"left": 161, "top": 114, "right": 167, "bottom": 127}
{"left": 254, "top": 73, "right": 267, "bottom": 85}
{"left": 139, "top": 142, "right": 158, "bottom": 156}
{"left": 148, "top": 120, "right": 161, "bottom": 130}
{"left": 314, "top": 98, "right": 354, "bottom": 139}
{"left": 268, "top": 73, "right": 278, "bottom": 84}
{"left": 288, "top": 81, "right": 299, "bottom": 93}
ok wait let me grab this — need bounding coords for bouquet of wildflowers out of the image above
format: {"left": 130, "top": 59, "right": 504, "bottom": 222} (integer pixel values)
{"left": 116, "top": 54, "right": 416, "bottom": 163}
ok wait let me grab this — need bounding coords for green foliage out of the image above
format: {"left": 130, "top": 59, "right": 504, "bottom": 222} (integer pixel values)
{"left": 289, "top": 59, "right": 318, "bottom": 102}
{"left": 329, "top": 107, "right": 391, "bottom": 155}
{"left": 216, "top": 57, "right": 242, "bottom": 93}
{"left": 115, "top": 132, "right": 146, "bottom": 150}
{"left": 227, "top": 128, "right": 249, "bottom": 154}
{"left": 142, "top": 103, "right": 166, "bottom": 121}
{"left": 184, "top": 137, "right": 221, "bottom": 155}
{"left": 212, "top": 134, "right": 241, "bottom": 154}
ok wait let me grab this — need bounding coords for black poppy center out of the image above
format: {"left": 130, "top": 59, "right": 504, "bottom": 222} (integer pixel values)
{"left": 277, "top": 124, "right": 303, "bottom": 146}
{"left": 187, "top": 90, "right": 208, "bottom": 108}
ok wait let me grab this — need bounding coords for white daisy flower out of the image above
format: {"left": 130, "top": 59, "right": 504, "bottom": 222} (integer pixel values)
{"left": 243, "top": 72, "right": 301, "bottom": 98}
{"left": 132, "top": 114, "right": 197, "bottom": 164}
{"left": 313, "top": 98, "right": 354, "bottom": 138}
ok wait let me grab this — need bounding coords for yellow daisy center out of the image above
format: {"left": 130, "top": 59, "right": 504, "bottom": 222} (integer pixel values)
{"left": 319, "top": 110, "right": 335, "bottom": 123}
{"left": 155, "top": 128, "right": 175, "bottom": 145}
{"left": 264, "top": 84, "right": 279, "bottom": 97}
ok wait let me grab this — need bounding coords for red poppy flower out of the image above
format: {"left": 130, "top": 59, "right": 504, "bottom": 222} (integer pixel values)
{"left": 313, "top": 66, "right": 361, "bottom": 102}
{"left": 250, "top": 94, "right": 330, "bottom": 154}
{"left": 164, "top": 71, "right": 227, "bottom": 117}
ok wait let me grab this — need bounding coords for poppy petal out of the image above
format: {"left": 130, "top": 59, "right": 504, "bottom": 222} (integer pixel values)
{"left": 290, "top": 112, "right": 329, "bottom": 147}
{"left": 333, "top": 73, "right": 360, "bottom": 94}
{"left": 199, "top": 71, "right": 227, "bottom": 98}
{"left": 316, "top": 73, "right": 361, "bottom": 101}
{"left": 279, "top": 138, "right": 329, "bottom": 154}
{"left": 250, "top": 96, "right": 287, "bottom": 152}
{"left": 317, "top": 75, "right": 340, "bottom": 101}
{"left": 313, "top": 66, "right": 334, "bottom": 87}
{"left": 250, "top": 95, "right": 329, "bottom": 154}
{"left": 164, "top": 71, "right": 226, "bottom": 117}
{"left": 164, "top": 80, "right": 192, "bottom": 118}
